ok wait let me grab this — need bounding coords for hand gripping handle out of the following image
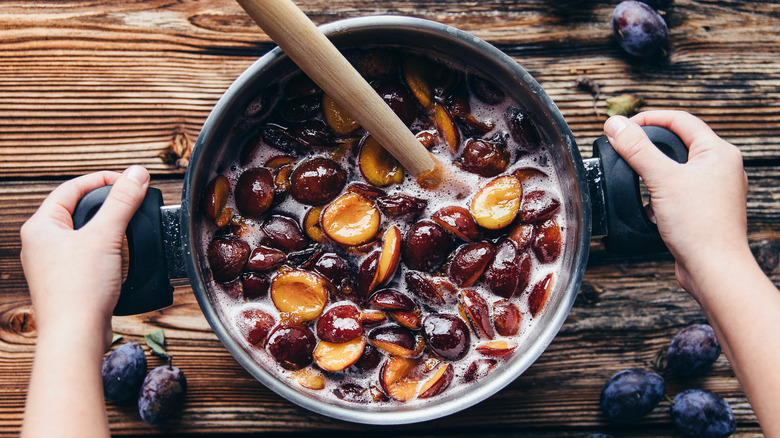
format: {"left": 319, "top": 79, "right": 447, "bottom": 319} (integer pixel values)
{"left": 72, "top": 186, "right": 173, "bottom": 315}
{"left": 593, "top": 126, "right": 689, "bottom": 254}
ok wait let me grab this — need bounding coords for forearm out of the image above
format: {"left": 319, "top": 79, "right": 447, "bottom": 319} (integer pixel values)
{"left": 22, "top": 327, "right": 110, "bottom": 438}
{"left": 686, "top": 249, "right": 780, "bottom": 436}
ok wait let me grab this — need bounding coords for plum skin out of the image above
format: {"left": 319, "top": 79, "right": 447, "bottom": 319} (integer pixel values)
{"left": 102, "top": 342, "right": 147, "bottom": 402}
{"left": 666, "top": 323, "right": 721, "bottom": 376}
{"left": 137, "top": 365, "right": 187, "bottom": 426}
{"left": 671, "top": 389, "right": 736, "bottom": 438}
{"left": 612, "top": 0, "right": 668, "bottom": 58}
{"left": 599, "top": 368, "right": 665, "bottom": 422}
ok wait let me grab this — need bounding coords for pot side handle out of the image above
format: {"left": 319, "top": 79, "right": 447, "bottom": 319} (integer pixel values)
{"left": 590, "top": 126, "right": 688, "bottom": 254}
{"left": 72, "top": 186, "right": 179, "bottom": 316}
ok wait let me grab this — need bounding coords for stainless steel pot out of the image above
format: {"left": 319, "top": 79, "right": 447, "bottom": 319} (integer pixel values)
{"left": 73, "top": 15, "right": 687, "bottom": 425}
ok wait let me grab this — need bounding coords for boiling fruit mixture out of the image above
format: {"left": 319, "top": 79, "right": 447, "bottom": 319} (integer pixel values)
{"left": 200, "top": 49, "right": 565, "bottom": 407}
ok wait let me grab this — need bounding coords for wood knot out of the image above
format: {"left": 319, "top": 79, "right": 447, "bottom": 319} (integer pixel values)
{"left": 576, "top": 282, "right": 602, "bottom": 305}
{"left": 158, "top": 130, "right": 192, "bottom": 170}
{"left": 753, "top": 240, "right": 780, "bottom": 274}
{"left": 8, "top": 310, "right": 36, "bottom": 335}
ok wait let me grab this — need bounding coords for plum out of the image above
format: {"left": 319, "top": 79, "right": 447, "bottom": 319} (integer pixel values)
{"left": 666, "top": 323, "right": 721, "bottom": 376}
{"left": 102, "top": 343, "right": 147, "bottom": 402}
{"left": 671, "top": 389, "right": 736, "bottom": 438}
{"left": 600, "top": 368, "right": 665, "bottom": 422}
{"left": 138, "top": 365, "right": 187, "bottom": 426}
{"left": 612, "top": 1, "right": 668, "bottom": 58}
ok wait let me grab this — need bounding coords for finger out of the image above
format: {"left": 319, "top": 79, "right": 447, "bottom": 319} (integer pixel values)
{"left": 33, "top": 171, "right": 123, "bottom": 227}
{"left": 629, "top": 110, "right": 719, "bottom": 147}
{"left": 85, "top": 166, "right": 150, "bottom": 236}
{"left": 604, "top": 115, "right": 678, "bottom": 185}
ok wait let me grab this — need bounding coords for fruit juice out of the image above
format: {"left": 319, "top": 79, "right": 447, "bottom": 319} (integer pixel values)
{"left": 199, "top": 48, "right": 566, "bottom": 409}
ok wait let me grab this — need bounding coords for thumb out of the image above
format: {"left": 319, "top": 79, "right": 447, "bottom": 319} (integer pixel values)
{"left": 88, "top": 165, "right": 150, "bottom": 236}
{"left": 604, "top": 115, "right": 678, "bottom": 186}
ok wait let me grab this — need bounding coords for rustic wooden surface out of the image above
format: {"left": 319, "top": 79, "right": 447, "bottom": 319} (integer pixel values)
{"left": 1, "top": 0, "right": 779, "bottom": 436}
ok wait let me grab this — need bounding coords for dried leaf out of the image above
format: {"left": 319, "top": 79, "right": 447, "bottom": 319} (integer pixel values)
{"left": 111, "top": 332, "right": 123, "bottom": 345}
{"left": 145, "top": 329, "right": 170, "bottom": 360}
{"left": 606, "top": 94, "right": 645, "bottom": 117}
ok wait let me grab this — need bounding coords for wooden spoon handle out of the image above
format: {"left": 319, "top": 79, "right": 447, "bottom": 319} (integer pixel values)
{"left": 236, "top": 0, "right": 436, "bottom": 177}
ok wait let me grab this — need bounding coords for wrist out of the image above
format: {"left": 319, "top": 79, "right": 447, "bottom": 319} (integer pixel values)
{"left": 677, "top": 243, "right": 759, "bottom": 304}
{"left": 35, "top": 314, "right": 112, "bottom": 356}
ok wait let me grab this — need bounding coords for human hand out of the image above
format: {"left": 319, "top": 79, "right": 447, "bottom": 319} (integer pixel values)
{"left": 20, "top": 166, "right": 150, "bottom": 351}
{"left": 603, "top": 111, "right": 749, "bottom": 297}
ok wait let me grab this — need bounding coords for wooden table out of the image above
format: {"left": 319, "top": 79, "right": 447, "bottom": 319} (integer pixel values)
{"left": 1, "top": 0, "right": 778, "bottom": 436}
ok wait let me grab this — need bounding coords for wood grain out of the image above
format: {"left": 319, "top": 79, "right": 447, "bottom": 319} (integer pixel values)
{"left": 2, "top": 167, "right": 779, "bottom": 436}
{"left": 0, "top": 0, "right": 778, "bottom": 178}
{"left": 1, "top": 0, "right": 778, "bottom": 436}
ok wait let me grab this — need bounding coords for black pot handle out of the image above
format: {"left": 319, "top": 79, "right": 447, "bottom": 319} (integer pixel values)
{"left": 592, "top": 126, "right": 688, "bottom": 254}
{"left": 72, "top": 186, "right": 173, "bottom": 316}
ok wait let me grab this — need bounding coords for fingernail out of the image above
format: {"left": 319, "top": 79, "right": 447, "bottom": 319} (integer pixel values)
{"left": 604, "top": 116, "right": 628, "bottom": 138}
{"left": 124, "top": 165, "right": 149, "bottom": 185}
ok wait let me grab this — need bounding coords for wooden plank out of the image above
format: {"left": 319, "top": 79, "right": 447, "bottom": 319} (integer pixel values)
{"left": 2, "top": 167, "right": 778, "bottom": 436}
{"left": 0, "top": 0, "right": 778, "bottom": 178}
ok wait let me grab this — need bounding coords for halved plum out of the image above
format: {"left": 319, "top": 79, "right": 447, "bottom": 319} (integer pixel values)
{"left": 313, "top": 252, "right": 351, "bottom": 291}
{"left": 261, "top": 215, "right": 308, "bottom": 253}
{"left": 533, "top": 218, "right": 562, "bottom": 264}
{"left": 403, "top": 56, "right": 435, "bottom": 109}
{"left": 528, "top": 273, "right": 554, "bottom": 317}
{"left": 323, "top": 93, "right": 359, "bottom": 135}
{"left": 292, "top": 369, "right": 326, "bottom": 390}
{"left": 202, "top": 175, "right": 230, "bottom": 221}
{"left": 375, "top": 226, "right": 402, "bottom": 287}
{"left": 431, "top": 206, "right": 482, "bottom": 242}
{"left": 458, "top": 289, "right": 495, "bottom": 339}
{"left": 470, "top": 175, "right": 523, "bottom": 230}
{"left": 368, "top": 325, "right": 422, "bottom": 358}
{"left": 235, "top": 308, "right": 275, "bottom": 346}
{"left": 369, "top": 289, "right": 417, "bottom": 312}
{"left": 459, "top": 139, "right": 510, "bottom": 178}
{"left": 422, "top": 314, "right": 470, "bottom": 361}
{"left": 303, "top": 206, "right": 325, "bottom": 243}
{"left": 246, "top": 245, "right": 286, "bottom": 272}
{"left": 270, "top": 270, "right": 330, "bottom": 322}
{"left": 289, "top": 157, "right": 347, "bottom": 206}
{"left": 379, "top": 356, "right": 420, "bottom": 402}
{"left": 235, "top": 167, "right": 274, "bottom": 218}
{"left": 389, "top": 310, "right": 422, "bottom": 330}
{"left": 401, "top": 220, "right": 454, "bottom": 273}
{"left": 241, "top": 272, "right": 271, "bottom": 299}
{"left": 266, "top": 324, "right": 316, "bottom": 370}
{"left": 313, "top": 336, "right": 367, "bottom": 372}
{"left": 359, "top": 136, "right": 404, "bottom": 187}
{"left": 434, "top": 103, "right": 460, "bottom": 153}
{"left": 505, "top": 106, "right": 541, "bottom": 150}
{"left": 493, "top": 300, "right": 522, "bottom": 337}
{"left": 321, "top": 192, "right": 381, "bottom": 246}
{"left": 484, "top": 239, "right": 522, "bottom": 299}
{"left": 519, "top": 190, "right": 561, "bottom": 223}
{"left": 316, "top": 304, "right": 362, "bottom": 343}
{"left": 476, "top": 340, "right": 517, "bottom": 357}
{"left": 448, "top": 242, "right": 495, "bottom": 287}
{"left": 418, "top": 363, "right": 453, "bottom": 399}
{"left": 374, "top": 81, "right": 417, "bottom": 127}
{"left": 207, "top": 237, "right": 250, "bottom": 283}
{"left": 507, "top": 222, "right": 535, "bottom": 250}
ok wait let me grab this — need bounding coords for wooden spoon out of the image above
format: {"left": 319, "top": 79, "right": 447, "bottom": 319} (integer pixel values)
{"left": 236, "top": 0, "right": 447, "bottom": 188}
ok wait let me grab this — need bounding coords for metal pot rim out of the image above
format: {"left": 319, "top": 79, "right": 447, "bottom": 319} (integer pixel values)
{"left": 182, "top": 15, "right": 591, "bottom": 425}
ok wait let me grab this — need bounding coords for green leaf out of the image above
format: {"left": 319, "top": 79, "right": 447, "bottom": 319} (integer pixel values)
{"left": 111, "top": 332, "right": 123, "bottom": 345}
{"left": 605, "top": 94, "right": 645, "bottom": 117}
{"left": 145, "top": 329, "right": 169, "bottom": 360}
